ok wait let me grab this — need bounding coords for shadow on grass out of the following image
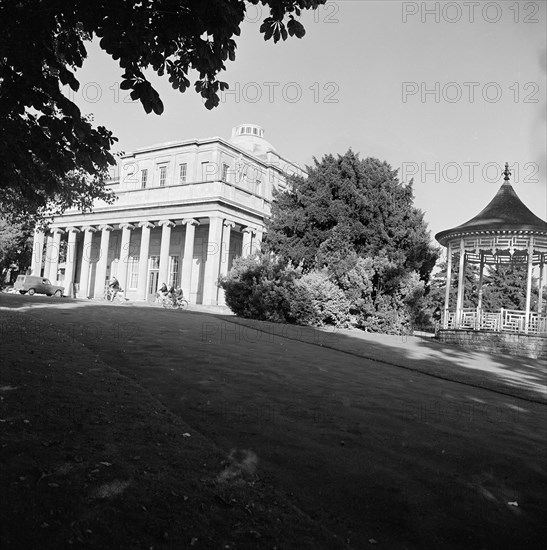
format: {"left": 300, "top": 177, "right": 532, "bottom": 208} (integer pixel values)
{"left": 210, "top": 314, "right": 547, "bottom": 405}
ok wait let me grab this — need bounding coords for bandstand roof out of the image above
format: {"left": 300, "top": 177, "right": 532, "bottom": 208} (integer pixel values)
{"left": 435, "top": 163, "right": 547, "bottom": 247}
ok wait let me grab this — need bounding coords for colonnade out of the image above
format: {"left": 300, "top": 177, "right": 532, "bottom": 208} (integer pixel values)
{"left": 32, "top": 216, "right": 262, "bottom": 305}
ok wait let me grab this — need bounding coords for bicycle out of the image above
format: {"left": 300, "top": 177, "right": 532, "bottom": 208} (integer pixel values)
{"left": 104, "top": 286, "right": 129, "bottom": 304}
{"left": 151, "top": 292, "right": 188, "bottom": 310}
{"left": 163, "top": 295, "right": 188, "bottom": 310}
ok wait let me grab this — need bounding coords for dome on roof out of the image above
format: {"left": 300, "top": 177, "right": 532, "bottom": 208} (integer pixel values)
{"left": 435, "top": 164, "right": 547, "bottom": 246}
{"left": 228, "top": 124, "right": 277, "bottom": 159}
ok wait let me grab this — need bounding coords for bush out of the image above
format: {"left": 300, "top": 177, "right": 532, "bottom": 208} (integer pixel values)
{"left": 289, "top": 270, "right": 350, "bottom": 327}
{"left": 219, "top": 253, "right": 301, "bottom": 323}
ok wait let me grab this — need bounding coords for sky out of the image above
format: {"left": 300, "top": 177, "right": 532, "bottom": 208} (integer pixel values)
{"left": 68, "top": 0, "right": 546, "bottom": 241}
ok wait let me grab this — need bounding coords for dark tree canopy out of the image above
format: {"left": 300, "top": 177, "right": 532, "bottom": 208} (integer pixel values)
{"left": 264, "top": 150, "right": 438, "bottom": 282}
{"left": 0, "top": 0, "right": 325, "bottom": 221}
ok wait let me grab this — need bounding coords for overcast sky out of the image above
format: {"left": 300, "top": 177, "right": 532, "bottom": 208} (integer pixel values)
{"left": 68, "top": 0, "right": 546, "bottom": 240}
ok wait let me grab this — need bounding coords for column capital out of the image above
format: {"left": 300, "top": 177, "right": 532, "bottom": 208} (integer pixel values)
{"left": 51, "top": 227, "right": 65, "bottom": 235}
{"left": 82, "top": 225, "right": 98, "bottom": 233}
{"left": 120, "top": 223, "right": 136, "bottom": 231}
{"left": 158, "top": 219, "right": 176, "bottom": 228}
{"left": 182, "top": 218, "right": 200, "bottom": 226}
{"left": 223, "top": 220, "right": 236, "bottom": 228}
{"left": 242, "top": 226, "right": 256, "bottom": 235}
{"left": 139, "top": 221, "right": 155, "bottom": 229}
{"left": 65, "top": 226, "right": 80, "bottom": 234}
{"left": 99, "top": 224, "right": 115, "bottom": 231}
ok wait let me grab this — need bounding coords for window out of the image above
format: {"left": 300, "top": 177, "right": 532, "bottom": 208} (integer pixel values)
{"left": 222, "top": 163, "right": 230, "bottom": 182}
{"left": 253, "top": 128, "right": 258, "bottom": 135}
{"left": 159, "top": 165, "right": 167, "bottom": 187}
{"left": 179, "top": 163, "right": 187, "bottom": 184}
{"left": 141, "top": 169, "right": 148, "bottom": 189}
{"left": 201, "top": 161, "right": 209, "bottom": 180}
{"left": 169, "top": 256, "right": 179, "bottom": 288}
{"left": 128, "top": 256, "right": 139, "bottom": 289}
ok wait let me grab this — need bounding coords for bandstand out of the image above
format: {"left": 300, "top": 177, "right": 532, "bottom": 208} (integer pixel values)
{"left": 435, "top": 163, "right": 547, "bottom": 359}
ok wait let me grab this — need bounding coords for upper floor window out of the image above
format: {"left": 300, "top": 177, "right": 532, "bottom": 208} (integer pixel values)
{"left": 159, "top": 165, "right": 167, "bottom": 187}
{"left": 201, "top": 161, "right": 209, "bottom": 181}
{"left": 141, "top": 169, "right": 148, "bottom": 189}
{"left": 179, "top": 163, "right": 187, "bottom": 184}
{"left": 222, "top": 163, "right": 230, "bottom": 182}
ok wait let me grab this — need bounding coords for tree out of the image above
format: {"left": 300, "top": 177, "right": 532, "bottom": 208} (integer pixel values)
{"left": 0, "top": 218, "right": 34, "bottom": 286}
{"left": 481, "top": 264, "right": 540, "bottom": 311}
{"left": 0, "top": 0, "right": 325, "bottom": 221}
{"left": 265, "top": 150, "right": 438, "bottom": 282}
{"left": 263, "top": 150, "right": 439, "bottom": 333}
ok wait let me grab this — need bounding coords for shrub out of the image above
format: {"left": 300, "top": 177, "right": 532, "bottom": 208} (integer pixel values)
{"left": 219, "top": 253, "right": 301, "bottom": 322}
{"left": 289, "top": 270, "right": 351, "bottom": 327}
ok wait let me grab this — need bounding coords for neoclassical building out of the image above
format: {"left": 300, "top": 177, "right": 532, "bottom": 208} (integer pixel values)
{"left": 31, "top": 124, "right": 304, "bottom": 305}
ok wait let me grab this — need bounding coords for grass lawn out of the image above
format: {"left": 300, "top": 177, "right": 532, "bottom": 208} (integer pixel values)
{"left": 1, "top": 293, "right": 546, "bottom": 549}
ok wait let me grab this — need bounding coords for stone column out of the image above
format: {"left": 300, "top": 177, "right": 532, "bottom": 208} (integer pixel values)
{"left": 181, "top": 218, "right": 199, "bottom": 301}
{"left": 117, "top": 223, "right": 135, "bottom": 296}
{"left": 32, "top": 229, "right": 46, "bottom": 276}
{"left": 218, "top": 220, "right": 235, "bottom": 306}
{"left": 48, "top": 229, "right": 64, "bottom": 284}
{"left": 158, "top": 220, "right": 175, "bottom": 287}
{"left": 94, "top": 225, "right": 114, "bottom": 298}
{"left": 242, "top": 227, "right": 255, "bottom": 258}
{"left": 524, "top": 237, "right": 534, "bottom": 333}
{"left": 253, "top": 227, "right": 264, "bottom": 254}
{"left": 64, "top": 227, "right": 80, "bottom": 298}
{"left": 455, "top": 238, "right": 466, "bottom": 328}
{"left": 79, "top": 226, "right": 97, "bottom": 298}
{"left": 202, "top": 216, "right": 223, "bottom": 305}
{"left": 43, "top": 233, "right": 54, "bottom": 279}
{"left": 137, "top": 222, "right": 154, "bottom": 300}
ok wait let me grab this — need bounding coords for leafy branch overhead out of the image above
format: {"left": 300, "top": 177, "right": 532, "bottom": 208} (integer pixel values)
{"left": 0, "top": 0, "right": 326, "bottom": 221}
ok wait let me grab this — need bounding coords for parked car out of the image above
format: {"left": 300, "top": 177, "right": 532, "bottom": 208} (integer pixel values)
{"left": 13, "top": 275, "right": 64, "bottom": 297}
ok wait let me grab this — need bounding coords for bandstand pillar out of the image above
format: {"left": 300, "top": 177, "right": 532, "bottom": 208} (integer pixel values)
{"left": 443, "top": 246, "right": 453, "bottom": 328}
{"left": 524, "top": 238, "right": 534, "bottom": 332}
{"left": 538, "top": 259, "right": 545, "bottom": 314}
{"left": 455, "top": 238, "right": 466, "bottom": 328}
{"left": 477, "top": 252, "right": 485, "bottom": 310}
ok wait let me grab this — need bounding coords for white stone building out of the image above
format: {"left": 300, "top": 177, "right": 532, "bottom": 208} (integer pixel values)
{"left": 31, "top": 124, "right": 304, "bottom": 304}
